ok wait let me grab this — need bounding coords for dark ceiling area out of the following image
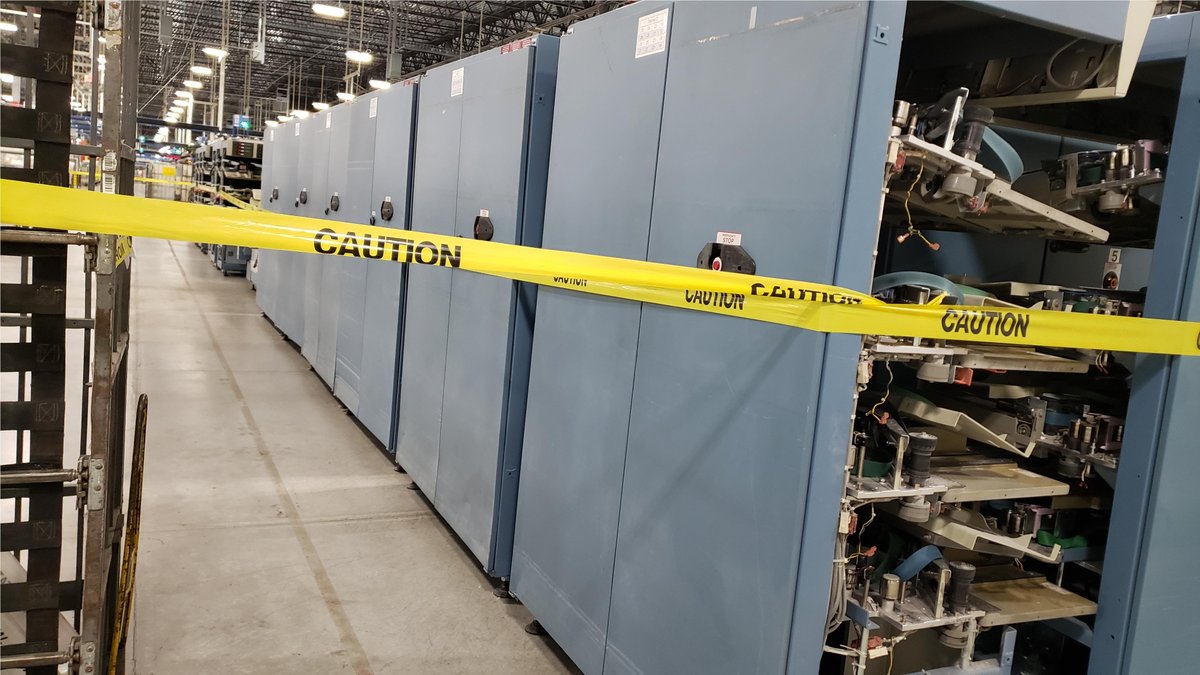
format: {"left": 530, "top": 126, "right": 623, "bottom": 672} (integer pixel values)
{"left": 137, "top": 0, "right": 622, "bottom": 121}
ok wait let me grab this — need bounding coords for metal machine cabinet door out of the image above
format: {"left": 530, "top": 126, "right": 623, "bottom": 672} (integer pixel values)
{"left": 360, "top": 83, "right": 417, "bottom": 450}
{"left": 332, "top": 93, "right": 379, "bottom": 415}
{"left": 310, "top": 104, "right": 349, "bottom": 390}
{"left": 277, "top": 120, "right": 306, "bottom": 344}
{"left": 256, "top": 126, "right": 280, "bottom": 320}
{"left": 434, "top": 44, "right": 544, "bottom": 573}
{"left": 299, "top": 112, "right": 333, "bottom": 380}
{"left": 395, "top": 64, "right": 462, "bottom": 495}
{"left": 510, "top": 4, "right": 670, "bottom": 671}
{"left": 604, "top": 3, "right": 871, "bottom": 674}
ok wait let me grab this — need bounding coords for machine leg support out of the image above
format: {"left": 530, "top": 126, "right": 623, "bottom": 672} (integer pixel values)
{"left": 493, "top": 580, "right": 512, "bottom": 599}
{"left": 525, "top": 620, "right": 545, "bottom": 636}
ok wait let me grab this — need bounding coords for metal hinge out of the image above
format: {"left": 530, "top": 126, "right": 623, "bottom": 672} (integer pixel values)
{"left": 86, "top": 457, "right": 105, "bottom": 511}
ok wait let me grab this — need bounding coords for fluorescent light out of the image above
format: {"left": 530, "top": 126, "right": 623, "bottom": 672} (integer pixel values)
{"left": 276, "top": 114, "right": 291, "bottom": 122}
{"left": 164, "top": 116, "right": 179, "bottom": 124}
{"left": 202, "top": 47, "right": 228, "bottom": 60}
{"left": 291, "top": 109, "right": 310, "bottom": 119}
{"left": 169, "top": 106, "right": 184, "bottom": 114}
{"left": 97, "top": 55, "right": 106, "bottom": 65}
{"left": 0, "top": 73, "right": 13, "bottom": 84}
{"left": 190, "top": 65, "right": 213, "bottom": 76}
{"left": 345, "top": 49, "right": 372, "bottom": 64}
{"left": 174, "top": 90, "right": 193, "bottom": 98}
{"left": 172, "top": 98, "right": 190, "bottom": 107}
{"left": 336, "top": 91, "right": 355, "bottom": 102}
{"left": 183, "top": 80, "right": 203, "bottom": 89}
{"left": 99, "top": 35, "right": 107, "bottom": 44}
{"left": 0, "top": 21, "right": 18, "bottom": 33}
{"left": 368, "top": 79, "right": 390, "bottom": 90}
{"left": 0, "top": 8, "right": 27, "bottom": 16}
{"left": 312, "top": 101, "right": 329, "bottom": 111}
{"left": 266, "top": 120, "right": 279, "bottom": 127}
{"left": 312, "top": 3, "right": 346, "bottom": 19}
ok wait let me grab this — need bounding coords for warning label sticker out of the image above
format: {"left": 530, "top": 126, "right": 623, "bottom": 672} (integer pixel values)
{"left": 451, "top": 67, "right": 464, "bottom": 97}
{"left": 635, "top": 8, "right": 669, "bottom": 58}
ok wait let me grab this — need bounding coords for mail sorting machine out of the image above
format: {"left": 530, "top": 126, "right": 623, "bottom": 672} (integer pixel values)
{"left": 512, "top": 2, "right": 1198, "bottom": 674}
{"left": 257, "top": 84, "right": 419, "bottom": 449}
{"left": 394, "top": 35, "right": 558, "bottom": 577}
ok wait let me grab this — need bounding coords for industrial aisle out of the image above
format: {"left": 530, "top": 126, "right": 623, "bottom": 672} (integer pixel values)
{"left": 125, "top": 238, "right": 574, "bottom": 674}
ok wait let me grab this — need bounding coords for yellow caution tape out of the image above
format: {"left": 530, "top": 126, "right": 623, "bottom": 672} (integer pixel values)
{"left": 2, "top": 179, "right": 1197, "bottom": 356}
{"left": 70, "top": 171, "right": 259, "bottom": 210}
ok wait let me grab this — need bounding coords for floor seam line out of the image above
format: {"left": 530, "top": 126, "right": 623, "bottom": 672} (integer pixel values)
{"left": 165, "top": 240, "right": 375, "bottom": 675}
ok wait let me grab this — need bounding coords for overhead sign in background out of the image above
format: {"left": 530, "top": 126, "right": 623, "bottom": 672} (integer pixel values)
{"left": 1, "top": 179, "right": 1197, "bottom": 357}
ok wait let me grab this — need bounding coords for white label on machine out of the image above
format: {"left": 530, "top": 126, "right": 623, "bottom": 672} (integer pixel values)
{"left": 369, "top": 97, "right": 378, "bottom": 118}
{"left": 635, "top": 8, "right": 669, "bottom": 59}
{"left": 102, "top": 174, "right": 115, "bottom": 194}
{"left": 325, "top": 114, "right": 331, "bottom": 129}
{"left": 479, "top": 209, "right": 489, "bottom": 217}
{"left": 716, "top": 231, "right": 742, "bottom": 246}
{"left": 269, "top": 130, "right": 274, "bottom": 141}
{"left": 749, "top": 6, "right": 758, "bottom": 29}
{"left": 294, "top": 123, "right": 300, "bottom": 136}
{"left": 451, "top": 67, "right": 464, "bottom": 97}
{"left": 1108, "top": 248, "right": 1121, "bottom": 264}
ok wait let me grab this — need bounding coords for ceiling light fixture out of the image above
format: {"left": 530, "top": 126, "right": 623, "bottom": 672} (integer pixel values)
{"left": 172, "top": 98, "right": 190, "bottom": 107}
{"left": 183, "top": 80, "right": 203, "bottom": 89}
{"left": 345, "top": 49, "right": 372, "bottom": 64}
{"left": 202, "top": 47, "right": 228, "bottom": 60}
{"left": 368, "top": 79, "right": 390, "bottom": 90}
{"left": 312, "top": 3, "right": 346, "bottom": 19}
{"left": 190, "top": 65, "right": 213, "bottom": 76}
{"left": 169, "top": 106, "right": 184, "bottom": 114}
{"left": 277, "top": 114, "right": 291, "bottom": 122}
{"left": 291, "top": 110, "right": 310, "bottom": 119}
{"left": 0, "top": 21, "right": 19, "bottom": 33}
{"left": 174, "top": 90, "right": 193, "bottom": 98}
{"left": 0, "top": 73, "right": 13, "bottom": 84}
{"left": 312, "top": 101, "right": 330, "bottom": 111}
{"left": 336, "top": 91, "right": 355, "bottom": 102}
{"left": 266, "top": 120, "right": 279, "bottom": 127}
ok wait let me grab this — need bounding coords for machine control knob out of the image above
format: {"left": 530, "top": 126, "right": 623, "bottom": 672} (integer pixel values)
{"left": 298, "top": 189, "right": 308, "bottom": 205}
{"left": 380, "top": 200, "right": 394, "bottom": 222}
{"left": 697, "top": 242, "right": 756, "bottom": 275}
{"left": 473, "top": 215, "right": 494, "bottom": 241}
{"left": 329, "top": 194, "right": 340, "bottom": 213}
{"left": 270, "top": 187, "right": 279, "bottom": 202}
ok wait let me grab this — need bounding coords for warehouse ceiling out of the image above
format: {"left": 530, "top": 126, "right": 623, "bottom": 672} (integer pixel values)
{"left": 137, "top": 0, "right": 622, "bottom": 121}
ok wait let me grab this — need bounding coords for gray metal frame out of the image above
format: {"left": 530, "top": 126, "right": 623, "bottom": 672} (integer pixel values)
{"left": 1091, "top": 12, "right": 1200, "bottom": 674}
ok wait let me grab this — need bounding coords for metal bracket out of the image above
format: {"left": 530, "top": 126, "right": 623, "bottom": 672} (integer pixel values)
{"left": 95, "top": 234, "right": 116, "bottom": 275}
{"left": 86, "top": 457, "right": 105, "bottom": 511}
{"left": 80, "top": 640, "right": 96, "bottom": 674}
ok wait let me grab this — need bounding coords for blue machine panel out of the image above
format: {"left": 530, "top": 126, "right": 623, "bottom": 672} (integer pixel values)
{"left": 328, "top": 97, "right": 374, "bottom": 414}
{"left": 278, "top": 120, "right": 307, "bottom": 346}
{"left": 511, "top": 4, "right": 670, "bottom": 671}
{"left": 396, "top": 37, "right": 558, "bottom": 576}
{"left": 353, "top": 84, "right": 418, "bottom": 448}
{"left": 513, "top": 3, "right": 891, "bottom": 673}
{"left": 297, "top": 110, "right": 336, "bottom": 384}
{"left": 272, "top": 120, "right": 306, "bottom": 344}
{"left": 255, "top": 126, "right": 281, "bottom": 321}
{"left": 394, "top": 62, "right": 460, "bottom": 493}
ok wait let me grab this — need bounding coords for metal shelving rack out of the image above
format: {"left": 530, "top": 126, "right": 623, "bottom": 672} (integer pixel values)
{"left": 1, "top": 2, "right": 141, "bottom": 673}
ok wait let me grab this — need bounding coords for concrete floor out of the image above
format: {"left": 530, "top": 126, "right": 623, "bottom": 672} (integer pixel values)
{"left": 127, "top": 238, "right": 575, "bottom": 674}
